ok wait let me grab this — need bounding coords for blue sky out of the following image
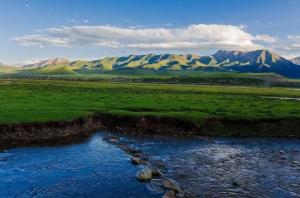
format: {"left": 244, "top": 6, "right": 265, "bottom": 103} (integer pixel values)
{"left": 1, "top": 0, "right": 300, "bottom": 64}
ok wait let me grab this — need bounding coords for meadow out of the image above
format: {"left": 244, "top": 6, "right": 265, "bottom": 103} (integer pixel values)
{"left": 3, "top": 71, "right": 300, "bottom": 88}
{"left": 1, "top": 79, "right": 300, "bottom": 124}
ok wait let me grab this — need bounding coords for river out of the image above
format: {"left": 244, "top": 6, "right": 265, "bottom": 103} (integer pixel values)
{"left": 1, "top": 132, "right": 300, "bottom": 197}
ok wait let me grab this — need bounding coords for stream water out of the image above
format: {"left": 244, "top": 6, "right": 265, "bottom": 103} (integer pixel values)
{"left": 1, "top": 132, "right": 300, "bottom": 198}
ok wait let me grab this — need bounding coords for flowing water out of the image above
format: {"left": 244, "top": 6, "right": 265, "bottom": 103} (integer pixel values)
{"left": 1, "top": 132, "right": 300, "bottom": 198}
{"left": 0, "top": 133, "right": 159, "bottom": 198}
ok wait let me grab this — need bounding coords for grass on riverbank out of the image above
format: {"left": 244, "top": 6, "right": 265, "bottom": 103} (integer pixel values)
{"left": 1, "top": 79, "right": 300, "bottom": 124}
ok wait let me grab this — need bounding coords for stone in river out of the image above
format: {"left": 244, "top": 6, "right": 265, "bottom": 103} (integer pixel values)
{"left": 150, "top": 159, "right": 166, "bottom": 169}
{"left": 131, "top": 157, "right": 142, "bottom": 165}
{"left": 106, "top": 137, "right": 119, "bottom": 143}
{"left": 119, "top": 144, "right": 141, "bottom": 155}
{"left": 162, "top": 179, "right": 181, "bottom": 193}
{"left": 232, "top": 181, "right": 240, "bottom": 187}
{"left": 136, "top": 167, "right": 152, "bottom": 181}
{"left": 151, "top": 167, "right": 162, "bottom": 177}
{"left": 162, "top": 190, "right": 176, "bottom": 198}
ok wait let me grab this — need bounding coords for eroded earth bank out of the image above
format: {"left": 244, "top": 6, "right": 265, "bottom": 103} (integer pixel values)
{"left": 1, "top": 113, "right": 300, "bottom": 150}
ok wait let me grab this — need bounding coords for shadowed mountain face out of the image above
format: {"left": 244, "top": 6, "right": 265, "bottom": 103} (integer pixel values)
{"left": 212, "top": 50, "right": 285, "bottom": 66}
{"left": 291, "top": 57, "right": 300, "bottom": 65}
{"left": 3, "top": 50, "right": 300, "bottom": 78}
{"left": 211, "top": 50, "right": 300, "bottom": 78}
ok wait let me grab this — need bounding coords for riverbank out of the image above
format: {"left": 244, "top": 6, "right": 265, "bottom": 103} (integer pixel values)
{"left": 1, "top": 113, "right": 300, "bottom": 150}
{"left": 1, "top": 79, "right": 300, "bottom": 149}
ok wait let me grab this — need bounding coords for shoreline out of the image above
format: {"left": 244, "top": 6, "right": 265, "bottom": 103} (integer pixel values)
{"left": 1, "top": 113, "right": 300, "bottom": 150}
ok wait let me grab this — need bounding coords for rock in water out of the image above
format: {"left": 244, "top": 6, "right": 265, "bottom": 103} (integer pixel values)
{"left": 232, "top": 181, "right": 240, "bottom": 187}
{"left": 151, "top": 167, "right": 162, "bottom": 177}
{"left": 136, "top": 167, "right": 152, "bottom": 181}
{"left": 131, "top": 157, "right": 142, "bottom": 165}
{"left": 162, "top": 179, "right": 181, "bottom": 193}
{"left": 119, "top": 144, "right": 141, "bottom": 155}
{"left": 162, "top": 190, "right": 176, "bottom": 198}
{"left": 150, "top": 159, "right": 166, "bottom": 169}
{"left": 105, "top": 136, "right": 119, "bottom": 143}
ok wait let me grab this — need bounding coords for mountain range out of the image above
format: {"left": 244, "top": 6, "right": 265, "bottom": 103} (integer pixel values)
{"left": 2, "top": 50, "right": 300, "bottom": 78}
{"left": 23, "top": 57, "right": 69, "bottom": 69}
{"left": 291, "top": 56, "right": 300, "bottom": 65}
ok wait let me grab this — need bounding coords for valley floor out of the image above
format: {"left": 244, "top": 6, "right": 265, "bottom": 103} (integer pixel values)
{"left": 1, "top": 78, "right": 300, "bottom": 149}
{"left": 1, "top": 79, "right": 300, "bottom": 123}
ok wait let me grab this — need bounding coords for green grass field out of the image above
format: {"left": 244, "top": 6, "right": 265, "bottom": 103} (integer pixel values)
{"left": 1, "top": 79, "right": 300, "bottom": 124}
{"left": 3, "top": 71, "right": 300, "bottom": 88}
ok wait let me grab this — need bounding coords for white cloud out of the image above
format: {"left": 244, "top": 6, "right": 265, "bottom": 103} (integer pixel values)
{"left": 268, "top": 35, "right": 300, "bottom": 58}
{"left": 13, "top": 35, "right": 71, "bottom": 47}
{"left": 288, "top": 35, "right": 300, "bottom": 42}
{"left": 13, "top": 24, "right": 276, "bottom": 51}
{"left": 255, "top": 34, "right": 278, "bottom": 43}
{"left": 292, "top": 44, "right": 300, "bottom": 48}
{"left": 287, "top": 35, "right": 300, "bottom": 50}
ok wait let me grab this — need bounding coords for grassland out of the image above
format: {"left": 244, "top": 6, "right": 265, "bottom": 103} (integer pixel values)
{"left": 3, "top": 71, "right": 299, "bottom": 87}
{"left": 1, "top": 79, "right": 300, "bottom": 124}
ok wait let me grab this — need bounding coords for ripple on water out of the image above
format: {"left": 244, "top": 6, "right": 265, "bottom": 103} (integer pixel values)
{"left": 1, "top": 134, "right": 300, "bottom": 197}
{"left": 0, "top": 133, "right": 160, "bottom": 198}
{"left": 123, "top": 136, "right": 300, "bottom": 197}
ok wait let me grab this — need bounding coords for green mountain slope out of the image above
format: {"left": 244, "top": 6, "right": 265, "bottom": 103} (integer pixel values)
{"left": 19, "top": 58, "right": 75, "bottom": 75}
{"left": 9, "top": 50, "right": 300, "bottom": 78}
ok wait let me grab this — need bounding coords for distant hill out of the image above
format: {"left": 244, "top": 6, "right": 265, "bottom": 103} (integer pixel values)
{"left": 2, "top": 50, "right": 300, "bottom": 78}
{"left": 290, "top": 57, "right": 300, "bottom": 65}
{"left": 20, "top": 58, "right": 74, "bottom": 75}
{"left": 0, "top": 62, "right": 17, "bottom": 73}
{"left": 23, "top": 58, "right": 69, "bottom": 69}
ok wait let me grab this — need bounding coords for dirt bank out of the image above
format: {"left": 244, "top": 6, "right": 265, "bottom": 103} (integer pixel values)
{"left": 1, "top": 113, "right": 300, "bottom": 149}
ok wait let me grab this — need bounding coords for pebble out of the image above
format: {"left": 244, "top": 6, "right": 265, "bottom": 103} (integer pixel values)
{"left": 151, "top": 167, "right": 162, "bottom": 177}
{"left": 162, "top": 179, "right": 181, "bottom": 193}
{"left": 106, "top": 137, "right": 119, "bottom": 143}
{"left": 131, "top": 157, "right": 142, "bottom": 165}
{"left": 136, "top": 167, "right": 152, "bottom": 181}
{"left": 162, "top": 190, "right": 176, "bottom": 198}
